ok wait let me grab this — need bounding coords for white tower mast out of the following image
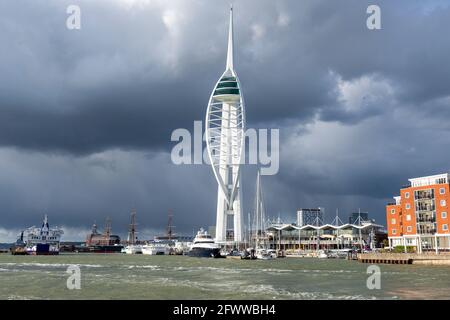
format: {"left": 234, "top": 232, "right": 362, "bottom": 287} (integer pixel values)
{"left": 206, "top": 5, "right": 245, "bottom": 244}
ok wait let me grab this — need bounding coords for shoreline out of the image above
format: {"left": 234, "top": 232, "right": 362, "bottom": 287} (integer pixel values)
{"left": 358, "top": 252, "right": 450, "bottom": 265}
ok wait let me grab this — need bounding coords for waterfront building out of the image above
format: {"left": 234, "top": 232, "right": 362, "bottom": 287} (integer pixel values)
{"left": 297, "top": 208, "right": 323, "bottom": 226}
{"left": 348, "top": 211, "right": 369, "bottom": 224}
{"left": 205, "top": 6, "right": 245, "bottom": 244}
{"left": 386, "top": 173, "right": 450, "bottom": 253}
{"left": 266, "top": 220, "right": 386, "bottom": 251}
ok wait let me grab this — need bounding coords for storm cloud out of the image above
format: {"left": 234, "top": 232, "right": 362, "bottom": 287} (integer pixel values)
{"left": 0, "top": 0, "right": 450, "bottom": 240}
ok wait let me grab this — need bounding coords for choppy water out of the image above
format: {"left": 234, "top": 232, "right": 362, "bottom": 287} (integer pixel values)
{"left": 0, "top": 253, "right": 449, "bottom": 300}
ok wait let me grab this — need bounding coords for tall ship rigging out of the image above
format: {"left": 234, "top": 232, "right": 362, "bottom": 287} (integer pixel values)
{"left": 123, "top": 209, "right": 142, "bottom": 254}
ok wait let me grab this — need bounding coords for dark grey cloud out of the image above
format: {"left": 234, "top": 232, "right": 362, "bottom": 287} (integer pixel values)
{"left": 0, "top": 0, "right": 450, "bottom": 240}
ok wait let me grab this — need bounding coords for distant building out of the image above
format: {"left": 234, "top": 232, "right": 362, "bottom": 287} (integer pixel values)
{"left": 266, "top": 221, "right": 386, "bottom": 250}
{"left": 348, "top": 212, "right": 369, "bottom": 224}
{"left": 297, "top": 208, "right": 323, "bottom": 226}
{"left": 386, "top": 173, "right": 450, "bottom": 253}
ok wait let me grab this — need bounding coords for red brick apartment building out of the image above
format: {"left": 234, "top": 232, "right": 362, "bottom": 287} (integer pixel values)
{"left": 386, "top": 173, "right": 450, "bottom": 253}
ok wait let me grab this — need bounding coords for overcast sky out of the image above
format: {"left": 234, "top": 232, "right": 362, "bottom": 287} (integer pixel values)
{"left": 1, "top": 0, "right": 450, "bottom": 241}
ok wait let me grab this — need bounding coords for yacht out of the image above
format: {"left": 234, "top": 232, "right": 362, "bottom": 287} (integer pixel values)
{"left": 142, "top": 242, "right": 170, "bottom": 255}
{"left": 187, "top": 228, "right": 222, "bottom": 258}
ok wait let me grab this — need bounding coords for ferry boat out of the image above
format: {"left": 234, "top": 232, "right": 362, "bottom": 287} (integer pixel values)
{"left": 187, "top": 228, "right": 222, "bottom": 258}
{"left": 24, "top": 215, "right": 64, "bottom": 255}
{"left": 142, "top": 242, "right": 170, "bottom": 255}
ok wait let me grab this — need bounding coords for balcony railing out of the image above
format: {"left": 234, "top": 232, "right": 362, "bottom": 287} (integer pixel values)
{"left": 419, "top": 229, "right": 437, "bottom": 235}
{"left": 416, "top": 208, "right": 436, "bottom": 212}
{"left": 417, "top": 218, "right": 436, "bottom": 223}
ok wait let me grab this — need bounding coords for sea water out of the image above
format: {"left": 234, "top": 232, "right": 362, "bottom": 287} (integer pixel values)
{"left": 0, "top": 254, "right": 449, "bottom": 300}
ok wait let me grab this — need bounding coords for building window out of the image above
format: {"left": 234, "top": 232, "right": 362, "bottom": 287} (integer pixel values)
{"left": 391, "top": 209, "right": 395, "bottom": 214}
{"left": 443, "top": 224, "right": 449, "bottom": 231}
{"left": 392, "top": 229, "right": 396, "bottom": 235}
{"left": 442, "top": 212, "right": 447, "bottom": 219}
{"left": 440, "top": 188, "right": 446, "bottom": 195}
{"left": 405, "top": 203, "right": 410, "bottom": 209}
{"left": 407, "top": 226, "right": 412, "bottom": 232}
{"left": 391, "top": 218, "right": 396, "bottom": 225}
{"left": 405, "top": 192, "right": 410, "bottom": 199}
{"left": 406, "top": 214, "right": 411, "bottom": 221}
{"left": 441, "top": 200, "right": 446, "bottom": 207}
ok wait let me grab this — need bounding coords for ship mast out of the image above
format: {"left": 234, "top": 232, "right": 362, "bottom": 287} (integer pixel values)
{"left": 253, "top": 169, "right": 266, "bottom": 249}
{"left": 127, "top": 209, "right": 138, "bottom": 245}
{"left": 166, "top": 209, "right": 174, "bottom": 240}
{"left": 104, "top": 217, "right": 112, "bottom": 238}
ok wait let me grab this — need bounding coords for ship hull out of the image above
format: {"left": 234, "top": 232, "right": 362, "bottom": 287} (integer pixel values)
{"left": 141, "top": 246, "right": 170, "bottom": 255}
{"left": 27, "top": 251, "right": 60, "bottom": 256}
{"left": 187, "top": 247, "right": 222, "bottom": 258}
{"left": 88, "top": 245, "right": 123, "bottom": 253}
{"left": 26, "top": 244, "right": 60, "bottom": 255}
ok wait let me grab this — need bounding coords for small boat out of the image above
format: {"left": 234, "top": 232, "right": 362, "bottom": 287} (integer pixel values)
{"left": 240, "top": 248, "right": 257, "bottom": 260}
{"left": 255, "top": 248, "right": 274, "bottom": 260}
{"left": 10, "top": 231, "right": 27, "bottom": 255}
{"left": 187, "top": 228, "right": 222, "bottom": 258}
{"left": 142, "top": 242, "right": 170, "bottom": 255}
{"left": 328, "top": 249, "right": 352, "bottom": 259}
{"left": 317, "top": 250, "right": 329, "bottom": 259}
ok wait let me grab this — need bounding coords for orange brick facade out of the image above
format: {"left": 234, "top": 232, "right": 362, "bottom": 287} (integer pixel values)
{"left": 386, "top": 174, "right": 450, "bottom": 250}
{"left": 386, "top": 203, "right": 401, "bottom": 237}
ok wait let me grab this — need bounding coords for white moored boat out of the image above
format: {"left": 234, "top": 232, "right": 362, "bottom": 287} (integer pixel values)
{"left": 124, "top": 244, "right": 143, "bottom": 254}
{"left": 255, "top": 248, "right": 274, "bottom": 260}
{"left": 142, "top": 242, "right": 170, "bottom": 255}
{"left": 187, "top": 228, "right": 222, "bottom": 258}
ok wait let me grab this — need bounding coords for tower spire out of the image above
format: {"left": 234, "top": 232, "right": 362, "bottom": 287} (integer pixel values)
{"left": 226, "top": 4, "right": 234, "bottom": 71}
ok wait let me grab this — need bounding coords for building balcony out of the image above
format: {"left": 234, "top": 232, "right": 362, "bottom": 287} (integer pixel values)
{"left": 419, "top": 230, "right": 437, "bottom": 235}
{"left": 417, "top": 218, "right": 436, "bottom": 223}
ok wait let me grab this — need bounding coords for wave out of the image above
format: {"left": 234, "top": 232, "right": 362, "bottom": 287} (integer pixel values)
{"left": 0, "top": 262, "right": 103, "bottom": 268}
{"left": 241, "top": 284, "right": 373, "bottom": 300}
{"left": 126, "top": 265, "right": 160, "bottom": 270}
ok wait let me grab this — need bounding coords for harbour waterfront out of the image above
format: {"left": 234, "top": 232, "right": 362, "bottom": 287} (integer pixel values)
{"left": 1, "top": 254, "right": 449, "bottom": 300}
